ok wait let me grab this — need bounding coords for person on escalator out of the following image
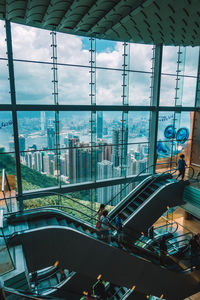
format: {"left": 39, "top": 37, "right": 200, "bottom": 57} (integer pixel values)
{"left": 115, "top": 213, "right": 124, "bottom": 244}
{"left": 176, "top": 154, "right": 187, "bottom": 180}
{"left": 96, "top": 204, "right": 105, "bottom": 231}
{"left": 100, "top": 210, "right": 117, "bottom": 242}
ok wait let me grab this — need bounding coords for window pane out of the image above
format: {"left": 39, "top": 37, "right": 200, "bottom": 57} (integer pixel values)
{"left": 0, "top": 112, "right": 14, "bottom": 152}
{"left": 14, "top": 61, "right": 54, "bottom": 104}
{"left": 96, "top": 69, "right": 122, "bottom": 105}
{"left": 157, "top": 112, "right": 192, "bottom": 163}
{"left": 18, "top": 111, "right": 56, "bottom": 151}
{"left": 162, "top": 46, "right": 179, "bottom": 74}
{"left": 182, "top": 77, "right": 197, "bottom": 107}
{"left": 59, "top": 111, "right": 90, "bottom": 184}
{"left": 0, "top": 60, "right": 11, "bottom": 104}
{"left": 11, "top": 23, "right": 52, "bottom": 61}
{"left": 129, "top": 72, "right": 151, "bottom": 106}
{"left": 21, "top": 149, "right": 59, "bottom": 192}
{"left": 184, "top": 46, "right": 199, "bottom": 76}
{"left": 0, "top": 20, "right": 7, "bottom": 58}
{"left": 130, "top": 44, "right": 153, "bottom": 72}
{"left": 58, "top": 65, "right": 90, "bottom": 105}
{"left": 57, "top": 33, "right": 90, "bottom": 66}
{"left": 160, "top": 75, "right": 176, "bottom": 106}
{"left": 96, "top": 111, "right": 123, "bottom": 180}
{"left": 96, "top": 40, "right": 123, "bottom": 68}
{"left": 0, "top": 152, "right": 17, "bottom": 193}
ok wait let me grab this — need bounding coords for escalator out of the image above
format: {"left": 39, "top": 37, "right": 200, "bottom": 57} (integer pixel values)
{"left": 5, "top": 207, "right": 200, "bottom": 300}
{"left": 107, "top": 172, "right": 188, "bottom": 239}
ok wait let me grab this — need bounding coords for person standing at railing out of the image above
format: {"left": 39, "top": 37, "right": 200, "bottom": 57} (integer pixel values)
{"left": 176, "top": 154, "right": 187, "bottom": 180}
{"left": 0, "top": 277, "right": 6, "bottom": 300}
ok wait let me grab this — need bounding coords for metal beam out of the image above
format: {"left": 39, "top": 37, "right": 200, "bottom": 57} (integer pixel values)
{"left": 5, "top": 20, "right": 23, "bottom": 209}
{"left": 195, "top": 47, "right": 200, "bottom": 108}
{"left": 0, "top": 104, "right": 198, "bottom": 112}
{"left": 20, "top": 173, "right": 151, "bottom": 201}
{"left": 148, "top": 45, "right": 163, "bottom": 172}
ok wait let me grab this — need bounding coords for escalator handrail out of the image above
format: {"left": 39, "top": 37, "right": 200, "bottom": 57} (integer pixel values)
{"left": 160, "top": 215, "right": 179, "bottom": 235}
{"left": 5, "top": 191, "right": 98, "bottom": 216}
{"left": 161, "top": 215, "right": 194, "bottom": 238}
{"left": 4, "top": 286, "right": 46, "bottom": 299}
{"left": 109, "top": 166, "right": 178, "bottom": 224}
{"left": 96, "top": 162, "right": 177, "bottom": 215}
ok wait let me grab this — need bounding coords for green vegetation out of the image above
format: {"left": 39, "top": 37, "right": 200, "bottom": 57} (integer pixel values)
{"left": 0, "top": 152, "right": 111, "bottom": 222}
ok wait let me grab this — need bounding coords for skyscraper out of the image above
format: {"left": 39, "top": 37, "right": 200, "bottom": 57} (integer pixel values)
{"left": 47, "top": 126, "right": 55, "bottom": 150}
{"left": 111, "top": 129, "right": 121, "bottom": 167}
{"left": 19, "top": 135, "right": 26, "bottom": 156}
{"left": 97, "top": 160, "right": 113, "bottom": 204}
{"left": 68, "top": 137, "right": 79, "bottom": 183}
{"left": 97, "top": 111, "right": 103, "bottom": 139}
{"left": 40, "top": 111, "right": 46, "bottom": 133}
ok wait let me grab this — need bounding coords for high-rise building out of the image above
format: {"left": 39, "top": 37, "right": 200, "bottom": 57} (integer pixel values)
{"left": 112, "top": 166, "right": 121, "bottom": 205}
{"left": 97, "top": 111, "right": 103, "bottom": 139}
{"left": 47, "top": 126, "right": 55, "bottom": 150}
{"left": 9, "top": 141, "right": 15, "bottom": 153}
{"left": 19, "top": 135, "right": 26, "bottom": 156}
{"left": 68, "top": 137, "right": 79, "bottom": 183}
{"left": 97, "top": 160, "right": 113, "bottom": 204}
{"left": 111, "top": 129, "right": 121, "bottom": 167}
{"left": 40, "top": 111, "right": 46, "bottom": 133}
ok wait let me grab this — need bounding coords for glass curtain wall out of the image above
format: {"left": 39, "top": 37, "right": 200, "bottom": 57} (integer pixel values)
{"left": 0, "top": 20, "right": 199, "bottom": 216}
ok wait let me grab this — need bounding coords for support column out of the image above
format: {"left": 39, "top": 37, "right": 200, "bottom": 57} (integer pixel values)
{"left": 89, "top": 37, "right": 96, "bottom": 222}
{"left": 5, "top": 20, "right": 23, "bottom": 210}
{"left": 149, "top": 45, "right": 163, "bottom": 173}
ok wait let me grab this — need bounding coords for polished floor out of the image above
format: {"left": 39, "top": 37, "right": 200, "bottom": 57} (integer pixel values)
{"left": 154, "top": 207, "right": 200, "bottom": 300}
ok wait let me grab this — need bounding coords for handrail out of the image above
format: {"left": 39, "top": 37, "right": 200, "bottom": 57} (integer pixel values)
{"left": 161, "top": 215, "right": 194, "bottom": 238}
{"left": 6, "top": 190, "right": 98, "bottom": 216}
{"left": 109, "top": 166, "right": 178, "bottom": 224}
{"left": 99, "top": 162, "right": 177, "bottom": 214}
{"left": 4, "top": 287, "right": 45, "bottom": 299}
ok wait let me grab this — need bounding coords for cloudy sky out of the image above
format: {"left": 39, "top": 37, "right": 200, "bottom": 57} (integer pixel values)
{"left": 0, "top": 20, "right": 199, "bottom": 107}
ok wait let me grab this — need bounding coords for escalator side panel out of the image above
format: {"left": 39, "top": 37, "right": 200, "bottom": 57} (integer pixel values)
{"left": 124, "top": 180, "right": 186, "bottom": 237}
{"left": 14, "top": 227, "right": 199, "bottom": 300}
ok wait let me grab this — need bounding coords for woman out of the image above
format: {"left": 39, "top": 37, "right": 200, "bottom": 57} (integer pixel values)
{"left": 96, "top": 204, "right": 105, "bottom": 230}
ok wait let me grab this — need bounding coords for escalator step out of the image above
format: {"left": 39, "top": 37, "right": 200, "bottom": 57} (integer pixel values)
{"left": 46, "top": 217, "right": 59, "bottom": 226}
{"left": 125, "top": 206, "right": 135, "bottom": 214}
{"left": 121, "top": 210, "right": 129, "bottom": 218}
{"left": 14, "top": 222, "right": 29, "bottom": 232}
{"left": 59, "top": 219, "right": 68, "bottom": 226}
{"left": 77, "top": 226, "right": 84, "bottom": 232}
{"left": 29, "top": 219, "right": 47, "bottom": 229}
{"left": 69, "top": 223, "right": 77, "bottom": 230}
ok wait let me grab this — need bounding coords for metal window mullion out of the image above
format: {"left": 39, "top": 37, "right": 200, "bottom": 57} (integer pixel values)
{"left": 148, "top": 45, "right": 163, "bottom": 173}
{"left": 121, "top": 42, "right": 129, "bottom": 177}
{"left": 194, "top": 47, "right": 200, "bottom": 108}
{"left": 5, "top": 20, "right": 23, "bottom": 209}
{"left": 171, "top": 46, "right": 186, "bottom": 164}
{"left": 89, "top": 37, "right": 96, "bottom": 222}
{"left": 51, "top": 31, "right": 60, "bottom": 190}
